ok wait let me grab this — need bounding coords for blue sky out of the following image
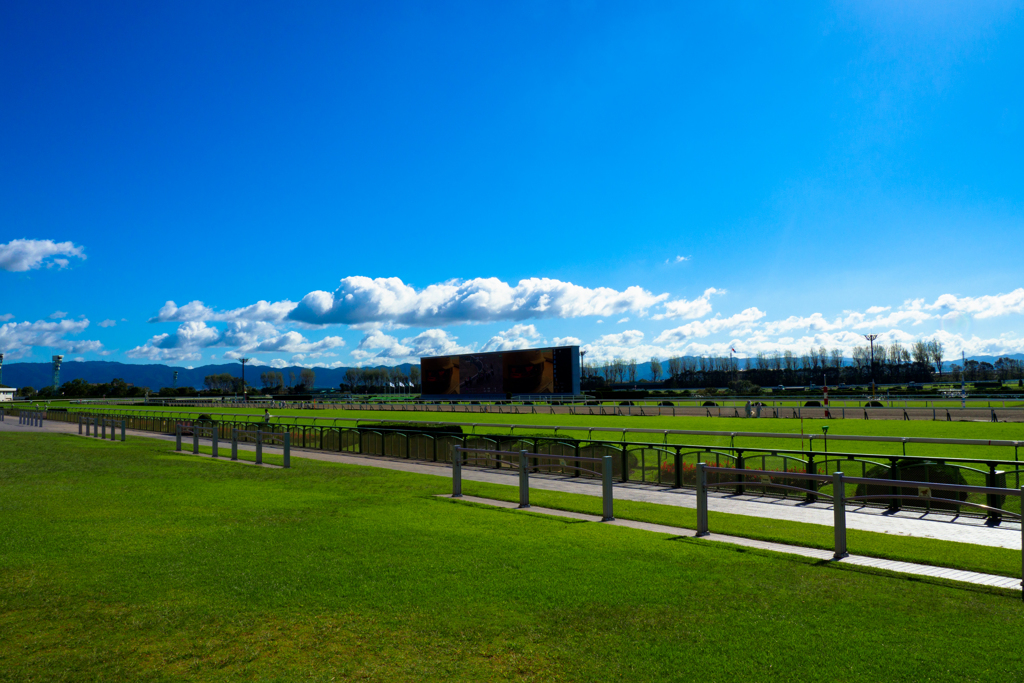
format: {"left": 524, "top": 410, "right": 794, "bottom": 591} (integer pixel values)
{"left": 2, "top": 1, "right": 1023, "bottom": 369}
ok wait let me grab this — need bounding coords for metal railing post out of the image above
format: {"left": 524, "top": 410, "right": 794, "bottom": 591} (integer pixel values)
{"left": 176, "top": 423, "right": 181, "bottom": 451}
{"left": 518, "top": 450, "right": 530, "bottom": 508}
{"left": 231, "top": 428, "right": 238, "bottom": 461}
{"left": 79, "top": 414, "right": 83, "bottom": 434}
{"left": 256, "top": 430, "right": 263, "bottom": 465}
{"left": 101, "top": 419, "right": 106, "bottom": 439}
{"left": 696, "top": 463, "right": 709, "bottom": 536}
{"left": 602, "top": 455, "right": 614, "bottom": 521}
{"left": 109, "top": 420, "right": 116, "bottom": 441}
{"left": 94, "top": 417, "right": 99, "bottom": 438}
{"left": 192, "top": 427, "right": 199, "bottom": 455}
{"left": 283, "top": 433, "right": 290, "bottom": 468}
{"left": 1020, "top": 486, "right": 1023, "bottom": 599}
{"left": 451, "top": 445, "right": 463, "bottom": 497}
{"left": 833, "top": 471, "right": 848, "bottom": 559}
{"left": 121, "top": 419, "right": 125, "bottom": 442}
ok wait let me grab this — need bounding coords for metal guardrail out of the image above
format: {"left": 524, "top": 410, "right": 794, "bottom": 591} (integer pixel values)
{"left": 20, "top": 408, "right": 1024, "bottom": 519}
{"left": 77, "top": 415, "right": 125, "bottom": 441}
{"left": 47, "top": 407, "right": 1024, "bottom": 451}
{"left": 451, "top": 446, "right": 615, "bottom": 521}
{"left": 18, "top": 410, "right": 45, "bottom": 427}
{"left": 695, "top": 463, "right": 1024, "bottom": 597}
{"left": 174, "top": 423, "right": 291, "bottom": 468}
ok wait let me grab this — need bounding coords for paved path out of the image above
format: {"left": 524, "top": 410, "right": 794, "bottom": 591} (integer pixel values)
{"left": 4, "top": 417, "right": 1022, "bottom": 551}
{"left": 441, "top": 495, "right": 1022, "bottom": 592}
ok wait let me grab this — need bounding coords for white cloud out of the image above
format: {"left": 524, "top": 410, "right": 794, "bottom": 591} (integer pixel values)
{"left": 595, "top": 330, "right": 645, "bottom": 347}
{"left": 288, "top": 276, "right": 670, "bottom": 326}
{"left": 654, "top": 307, "right": 766, "bottom": 343}
{"left": 0, "top": 318, "right": 102, "bottom": 359}
{"left": 351, "top": 328, "right": 472, "bottom": 365}
{"left": 480, "top": 324, "right": 544, "bottom": 352}
{"left": 128, "top": 319, "right": 345, "bottom": 362}
{"left": 0, "top": 239, "right": 86, "bottom": 272}
{"left": 149, "top": 299, "right": 297, "bottom": 323}
{"left": 866, "top": 306, "right": 891, "bottom": 315}
{"left": 227, "top": 330, "right": 346, "bottom": 357}
{"left": 652, "top": 288, "right": 721, "bottom": 321}
{"left": 617, "top": 317, "right": 630, "bottom": 324}
{"left": 0, "top": 313, "right": 13, "bottom": 322}
{"left": 98, "top": 319, "right": 117, "bottom": 327}
{"left": 664, "top": 255, "right": 690, "bottom": 264}
{"left": 922, "top": 288, "right": 1024, "bottom": 319}
{"left": 552, "top": 336, "right": 582, "bottom": 346}
{"left": 49, "top": 311, "right": 68, "bottom": 319}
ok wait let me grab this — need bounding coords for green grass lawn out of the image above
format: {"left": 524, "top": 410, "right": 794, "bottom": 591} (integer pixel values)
{"left": 2, "top": 433, "right": 1023, "bottom": 681}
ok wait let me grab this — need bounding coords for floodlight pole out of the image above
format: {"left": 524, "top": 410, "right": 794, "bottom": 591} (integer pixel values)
{"left": 239, "top": 358, "right": 250, "bottom": 402}
{"left": 961, "top": 350, "right": 966, "bottom": 408}
{"left": 863, "top": 334, "right": 878, "bottom": 397}
{"left": 0, "top": 353, "right": 4, "bottom": 388}
{"left": 52, "top": 355, "right": 64, "bottom": 393}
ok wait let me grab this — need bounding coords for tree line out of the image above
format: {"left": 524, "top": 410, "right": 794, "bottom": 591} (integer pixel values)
{"left": 585, "top": 339, "right": 1024, "bottom": 389}
{"left": 257, "top": 369, "right": 316, "bottom": 393}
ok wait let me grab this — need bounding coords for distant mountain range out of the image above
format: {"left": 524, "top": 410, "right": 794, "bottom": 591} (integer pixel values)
{"left": 2, "top": 354, "right": 1021, "bottom": 390}
{"left": 0, "top": 361, "right": 416, "bottom": 391}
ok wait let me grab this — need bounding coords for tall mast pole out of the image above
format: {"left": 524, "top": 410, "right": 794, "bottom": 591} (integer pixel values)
{"left": 863, "top": 334, "right": 878, "bottom": 397}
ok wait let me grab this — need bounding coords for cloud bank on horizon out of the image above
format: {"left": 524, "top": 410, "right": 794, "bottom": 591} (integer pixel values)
{"left": 2, "top": 274, "right": 1005, "bottom": 369}
{"left": 3, "top": 270, "right": 1024, "bottom": 367}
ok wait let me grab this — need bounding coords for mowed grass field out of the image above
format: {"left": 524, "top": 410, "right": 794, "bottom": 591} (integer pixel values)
{"left": 2, "top": 433, "right": 1024, "bottom": 682}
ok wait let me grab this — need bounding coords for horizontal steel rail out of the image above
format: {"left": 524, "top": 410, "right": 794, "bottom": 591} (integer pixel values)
{"left": 52, "top": 408, "right": 1024, "bottom": 449}
{"left": 704, "top": 465, "right": 1024, "bottom": 499}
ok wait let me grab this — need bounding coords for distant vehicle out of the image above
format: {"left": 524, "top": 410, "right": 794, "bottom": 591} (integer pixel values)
{"left": 776, "top": 385, "right": 785, "bottom": 391}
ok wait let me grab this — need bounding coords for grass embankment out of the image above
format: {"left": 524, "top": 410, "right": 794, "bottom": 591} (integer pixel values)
{"left": 2, "top": 433, "right": 1023, "bottom": 681}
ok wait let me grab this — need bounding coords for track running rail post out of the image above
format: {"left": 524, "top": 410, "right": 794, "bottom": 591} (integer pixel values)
{"left": 518, "top": 450, "right": 530, "bottom": 508}
{"left": 602, "top": 455, "right": 614, "bottom": 521}
{"left": 451, "top": 445, "right": 463, "bottom": 498}
{"left": 696, "top": 462, "right": 709, "bottom": 536}
{"left": 833, "top": 471, "right": 848, "bottom": 559}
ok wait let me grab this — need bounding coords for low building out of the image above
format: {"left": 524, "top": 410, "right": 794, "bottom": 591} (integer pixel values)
{"left": 0, "top": 387, "right": 15, "bottom": 402}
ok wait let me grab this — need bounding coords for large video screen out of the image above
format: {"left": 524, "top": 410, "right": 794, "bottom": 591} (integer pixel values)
{"left": 421, "top": 355, "right": 459, "bottom": 395}
{"left": 420, "top": 346, "right": 579, "bottom": 397}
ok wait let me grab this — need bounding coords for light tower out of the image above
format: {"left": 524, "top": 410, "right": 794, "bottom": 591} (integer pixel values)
{"left": 239, "top": 357, "right": 250, "bottom": 401}
{"left": 173, "top": 370, "right": 178, "bottom": 388}
{"left": 0, "top": 353, "right": 4, "bottom": 387}
{"left": 52, "top": 355, "right": 64, "bottom": 393}
{"left": 863, "top": 334, "right": 878, "bottom": 397}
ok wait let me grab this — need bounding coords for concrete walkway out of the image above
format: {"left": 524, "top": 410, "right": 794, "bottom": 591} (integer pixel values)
{"left": 4, "top": 416, "right": 1022, "bottom": 551}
